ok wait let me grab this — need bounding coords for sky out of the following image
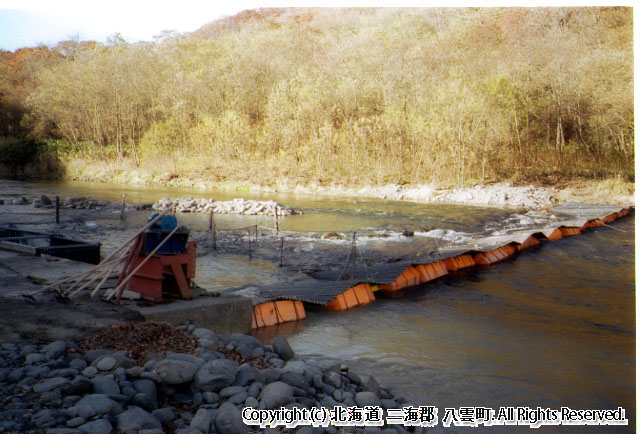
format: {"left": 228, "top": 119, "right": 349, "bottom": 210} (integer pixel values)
{"left": 0, "top": 0, "right": 634, "bottom": 52}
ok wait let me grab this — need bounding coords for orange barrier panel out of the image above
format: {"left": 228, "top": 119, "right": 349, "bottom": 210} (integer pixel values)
{"left": 473, "top": 245, "right": 515, "bottom": 266}
{"left": 602, "top": 213, "right": 618, "bottom": 224}
{"left": 581, "top": 219, "right": 604, "bottom": 230}
{"left": 442, "top": 255, "right": 475, "bottom": 271}
{"left": 546, "top": 228, "right": 563, "bottom": 241}
{"left": 516, "top": 236, "right": 541, "bottom": 251}
{"left": 559, "top": 226, "right": 581, "bottom": 237}
{"left": 381, "top": 262, "right": 448, "bottom": 291}
{"left": 617, "top": 208, "right": 630, "bottom": 218}
{"left": 325, "top": 283, "right": 375, "bottom": 311}
{"left": 252, "top": 300, "right": 306, "bottom": 329}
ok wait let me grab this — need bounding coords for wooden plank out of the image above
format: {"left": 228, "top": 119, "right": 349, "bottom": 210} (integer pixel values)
{"left": 0, "top": 240, "right": 40, "bottom": 255}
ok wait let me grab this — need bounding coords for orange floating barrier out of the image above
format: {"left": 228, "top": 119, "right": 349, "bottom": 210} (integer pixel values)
{"left": 380, "top": 262, "right": 448, "bottom": 291}
{"left": 442, "top": 255, "right": 475, "bottom": 272}
{"left": 252, "top": 300, "right": 306, "bottom": 329}
{"left": 558, "top": 226, "right": 581, "bottom": 237}
{"left": 516, "top": 235, "right": 541, "bottom": 251}
{"left": 473, "top": 245, "right": 515, "bottom": 265}
{"left": 546, "top": 228, "right": 563, "bottom": 241}
{"left": 602, "top": 213, "right": 618, "bottom": 224}
{"left": 325, "top": 283, "right": 375, "bottom": 311}
{"left": 617, "top": 208, "right": 630, "bottom": 218}
{"left": 581, "top": 219, "right": 604, "bottom": 230}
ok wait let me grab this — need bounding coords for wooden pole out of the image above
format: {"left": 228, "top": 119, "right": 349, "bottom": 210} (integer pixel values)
{"left": 208, "top": 211, "right": 213, "bottom": 231}
{"left": 30, "top": 210, "right": 170, "bottom": 296}
{"left": 55, "top": 196, "right": 60, "bottom": 224}
{"left": 119, "top": 194, "right": 126, "bottom": 221}
{"left": 248, "top": 229, "right": 252, "bottom": 259}
{"left": 213, "top": 223, "right": 217, "bottom": 251}
{"left": 275, "top": 208, "right": 279, "bottom": 235}
{"left": 280, "top": 237, "right": 284, "bottom": 267}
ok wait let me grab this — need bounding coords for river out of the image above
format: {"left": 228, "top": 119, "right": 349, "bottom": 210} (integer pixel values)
{"left": 0, "top": 179, "right": 635, "bottom": 432}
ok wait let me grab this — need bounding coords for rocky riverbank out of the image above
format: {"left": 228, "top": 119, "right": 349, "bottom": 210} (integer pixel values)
{"left": 0, "top": 321, "right": 412, "bottom": 434}
{"left": 151, "top": 198, "right": 301, "bottom": 217}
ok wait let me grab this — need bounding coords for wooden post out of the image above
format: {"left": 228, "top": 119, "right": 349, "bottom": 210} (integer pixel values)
{"left": 248, "top": 229, "right": 252, "bottom": 260}
{"left": 280, "top": 237, "right": 284, "bottom": 267}
{"left": 55, "top": 196, "right": 60, "bottom": 224}
{"left": 275, "top": 208, "right": 279, "bottom": 235}
{"left": 208, "top": 211, "right": 213, "bottom": 231}
{"left": 212, "top": 223, "right": 217, "bottom": 251}
{"left": 119, "top": 194, "right": 126, "bottom": 221}
{"left": 255, "top": 224, "right": 258, "bottom": 242}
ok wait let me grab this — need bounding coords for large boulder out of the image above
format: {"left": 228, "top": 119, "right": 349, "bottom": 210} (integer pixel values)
{"left": 215, "top": 402, "right": 249, "bottom": 434}
{"left": 153, "top": 359, "right": 199, "bottom": 385}
{"left": 260, "top": 381, "right": 293, "bottom": 409}
{"left": 194, "top": 359, "right": 237, "bottom": 392}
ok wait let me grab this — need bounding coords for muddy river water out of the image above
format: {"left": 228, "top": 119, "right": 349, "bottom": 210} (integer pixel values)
{"left": 0, "top": 180, "right": 635, "bottom": 432}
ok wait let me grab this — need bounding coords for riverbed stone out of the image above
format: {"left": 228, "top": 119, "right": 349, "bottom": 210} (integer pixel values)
{"left": 190, "top": 408, "right": 212, "bottom": 434}
{"left": 116, "top": 406, "right": 162, "bottom": 431}
{"left": 42, "top": 340, "right": 67, "bottom": 359}
{"left": 95, "top": 356, "right": 117, "bottom": 371}
{"left": 260, "top": 381, "right": 293, "bottom": 409}
{"left": 153, "top": 359, "right": 199, "bottom": 384}
{"left": 152, "top": 407, "right": 176, "bottom": 424}
{"left": 355, "top": 391, "right": 381, "bottom": 407}
{"left": 194, "top": 359, "right": 237, "bottom": 392}
{"left": 77, "top": 418, "right": 113, "bottom": 434}
{"left": 215, "top": 402, "right": 249, "bottom": 434}
{"left": 282, "top": 360, "right": 305, "bottom": 375}
{"left": 75, "top": 394, "right": 123, "bottom": 415}
{"left": 92, "top": 376, "right": 120, "bottom": 395}
{"left": 272, "top": 336, "right": 295, "bottom": 361}
{"left": 33, "top": 376, "right": 70, "bottom": 393}
{"left": 25, "top": 352, "right": 46, "bottom": 365}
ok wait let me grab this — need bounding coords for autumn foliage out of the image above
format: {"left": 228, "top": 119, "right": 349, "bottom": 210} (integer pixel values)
{"left": 0, "top": 7, "right": 633, "bottom": 186}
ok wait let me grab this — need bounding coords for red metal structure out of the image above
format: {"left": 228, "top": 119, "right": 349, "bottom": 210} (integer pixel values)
{"left": 117, "top": 232, "right": 196, "bottom": 302}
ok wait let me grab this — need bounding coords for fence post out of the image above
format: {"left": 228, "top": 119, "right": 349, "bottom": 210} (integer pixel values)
{"left": 275, "top": 208, "right": 279, "bottom": 236}
{"left": 208, "top": 211, "right": 213, "bottom": 231}
{"left": 119, "top": 194, "right": 126, "bottom": 221}
{"left": 248, "top": 229, "right": 252, "bottom": 260}
{"left": 55, "top": 196, "right": 60, "bottom": 224}
{"left": 280, "top": 237, "right": 284, "bottom": 267}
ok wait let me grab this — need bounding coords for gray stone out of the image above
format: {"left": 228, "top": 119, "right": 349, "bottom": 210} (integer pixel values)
{"left": 152, "top": 407, "right": 176, "bottom": 424}
{"left": 228, "top": 391, "right": 249, "bottom": 405}
{"left": 33, "top": 376, "right": 70, "bottom": 393}
{"left": 261, "top": 368, "right": 281, "bottom": 384}
{"left": 154, "top": 359, "right": 199, "bottom": 384}
{"left": 125, "top": 366, "right": 143, "bottom": 378}
{"left": 346, "top": 371, "right": 362, "bottom": 386}
{"left": 165, "top": 352, "right": 205, "bottom": 367}
{"left": 332, "top": 389, "right": 342, "bottom": 401}
{"left": 84, "top": 349, "right": 113, "bottom": 363}
{"left": 67, "top": 417, "right": 86, "bottom": 427}
{"left": 219, "top": 385, "right": 246, "bottom": 398}
{"left": 260, "top": 381, "right": 294, "bottom": 409}
{"left": 77, "top": 418, "right": 113, "bottom": 434}
{"left": 215, "top": 402, "right": 249, "bottom": 434}
{"left": 82, "top": 366, "right": 99, "bottom": 377}
{"left": 203, "top": 392, "right": 219, "bottom": 404}
{"left": 227, "top": 334, "right": 263, "bottom": 351}
{"left": 380, "top": 398, "right": 398, "bottom": 409}
{"left": 355, "top": 391, "right": 381, "bottom": 407}
{"left": 133, "top": 379, "right": 158, "bottom": 410}
{"left": 140, "top": 371, "right": 162, "bottom": 383}
{"left": 192, "top": 328, "right": 218, "bottom": 342}
{"left": 25, "top": 352, "right": 46, "bottom": 365}
{"left": 41, "top": 340, "right": 67, "bottom": 359}
{"left": 62, "top": 378, "right": 93, "bottom": 396}
{"left": 272, "top": 336, "right": 295, "bottom": 361}
{"left": 190, "top": 408, "right": 212, "bottom": 434}
{"left": 116, "top": 406, "right": 162, "bottom": 431}
{"left": 319, "top": 396, "right": 338, "bottom": 408}
{"left": 96, "top": 356, "right": 117, "bottom": 371}
{"left": 268, "top": 358, "right": 285, "bottom": 368}
{"left": 312, "top": 374, "right": 323, "bottom": 389}
{"left": 233, "top": 364, "right": 262, "bottom": 387}
{"left": 194, "top": 359, "right": 237, "bottom": 392}
{"left": 76, "top": 394, "right": 123, "bottom": 415}
{"left": 92, "top": 376, "right": 120, "bottom": 395}
{"left": 245, "top": 396, "right": 259, "bottom": 408}
{"left": 364, "top": 428, "right": 383, "bottom": 434}
{"left": 280, "top": 372, "right": 309, "bottom": 392}
{"left": 364, "top": 375, "right": 381, "bottom": 396}
{"left": 49, "top": 368, "right": 79, "bottom": 378}
{"left": 324, "top": 371, "right": 342, "bottom": 389}
{"left": 45, "top": 429, "right": 82, "bottom": 434}
{"left": 282, "top": 360, "right": 305, "bottom": 375}
{"left": 248, "top": 382, "right": 261, "bottom": 398}
{"left": 33, "top": 408, "right": 61, "bottom": 428}
{"left": 251, "top": 346, "right": 264, "bottom": 358}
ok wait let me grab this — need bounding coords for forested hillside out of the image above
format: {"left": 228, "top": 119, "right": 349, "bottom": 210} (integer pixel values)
{"left": 0, "top": 7, "right": 633, "bottom": 187}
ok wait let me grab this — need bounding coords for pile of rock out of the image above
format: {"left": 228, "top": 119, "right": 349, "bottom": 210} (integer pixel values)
{"left": 152, "top": 198, "right": 301, "bottom": 217}
{"left": 0, "top": 323, "right": 409, "bottom": 434}
{"left": 432, "top": 183, "right": 558, "bottom": 209}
